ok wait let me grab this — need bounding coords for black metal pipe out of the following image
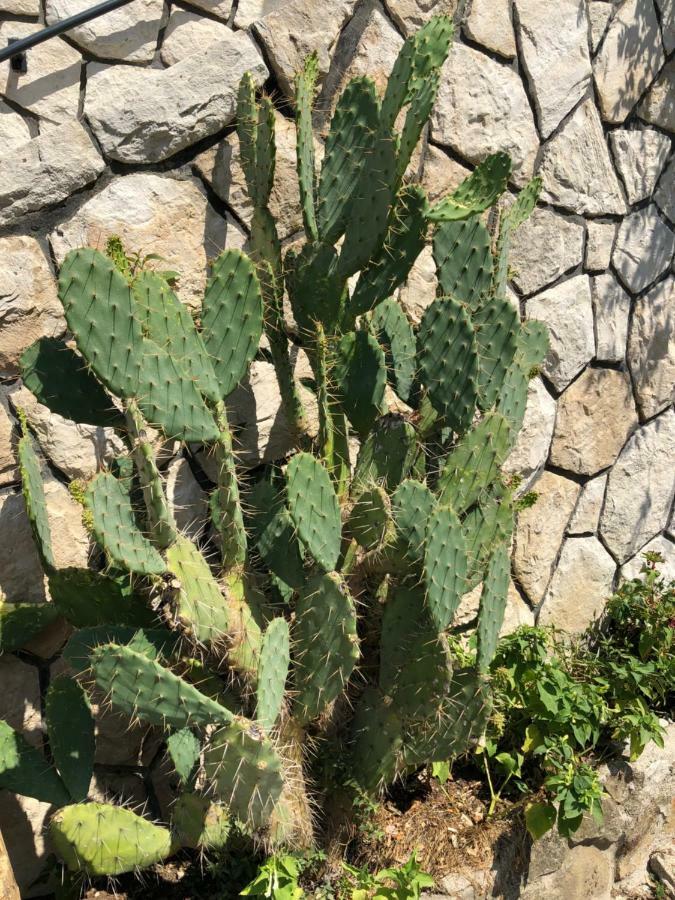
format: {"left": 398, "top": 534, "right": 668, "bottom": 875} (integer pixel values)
{"left": 0, "top": 0, "right": 134, "bottom": 64}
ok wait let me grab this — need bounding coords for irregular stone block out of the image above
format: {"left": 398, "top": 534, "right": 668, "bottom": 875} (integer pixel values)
{"left": 465, "top": 0, "right": 516, "bottom": 58}
{"left": 593, "top": 0, "right": 664, "bottom": 123}
{"left": 656, "top": 0, "right": 675, "bottom": 50}
{"left": 431, "top": 42, "right": 539, "bottom": 182}
{"left": 385, "top": 0, "right": 459, "bottom": 33}
{"left": 456, "top": 579, "right": 535, "bottom": 634}
{"left": 549, "top": 368, "right": 637, "bottom": 475}
{"left": 567, "top": 473, "right": 608, "bottom": 535}
{"left": 0, "top": 829, "right": 19, "bottom": 900}
{"left": 0, "top": 236, "right": 65, "bottom": 377}
{"left": 45, "top": 0, "right": 165, "bottom": 62}
{"left": 622, "top": 534, "right": 675, "bottom": 581}
{"left": 0, "top": 793, "right": 53, "bottom": 897}
{"left": 0, "top": 100, "right": 31, "bottom": 157}
{"left": 585, "top": 220, "right": 616, "bottom": 272}
{"left": 588, "top": 1, "right": 614, "bottom": 52}
{"left": 510, "top": 207, "right": 585, "bottom": 296}
{"left": 234, "top": 0, "right": 287, "bottom": 28}
{"left": 655, "top": 155, "right": 675, "bottom": 224}
{"left": 537, "top": 100, "right": 627, "bottom": 215}
{"left": 513, "top": 470, "right": 580, "bottom": 606}
{"left": 182, "top": 0, "right": 231, "bottom": 21}
{"left": 7, "top": 385, "right": 125, "bottom": 482}
{"left": 609, "top": 127, "right": 671, "bottom": 205}
{"left": 161, "top": 8, "right": 231, "bottom": 66}
{"left": 522, "top": 840, "right": 615, "bottom": 897}
{"left": 538, "top": 536, "right": 616, "bottom": 631}
{"left": 591, "top": 273, "right": 630, "bottom": 363}
{"left": 502, "top": 377, "right": 557, "bottom": 489}
{"left": 166, "top": 456, "right": 208, "bottom": 541}
{"left": 0, "top": 122, "right": 104, "bottom": 229}
{"left": 397, "top": 245, "right": 437, "bottom": 324}
{"left": 526, "top": 274, "right": 595, "bottom": 393}
{"left": 50, "top": 173, "right": 245, "bottom": 310}
{"left": 0, "top": 22, "right": 81, "bottom": 123}
{"left": 0, "top": 0, "right": 39, "bottom": 12}
{"left": 420, "top": 144, "right": 472, "bottom": 204}
{"left": 85, "top": 34, "right": 267, "bottom": 163}
{"left": 627, "top": 276, "right": 675, "bottom": 419}
{"left": 0, "top": 656, "right": 41, "bottom": 745}
{"left": 514, "top": 0, "right": 591, "bottom": 138}
{"left": 0, "top": 395, "right": 18, "bottom": 487}
{"left": 612, "top": 205, "right": 675, "bottom": 294}
{"left": 252, "top": 0, "right": 356, "bottom": 97}
{"left": 637, "top": 58, "right": 675, "bottom": 132}
{"left": 600, "top": 408, "right": 675, "bottom": 563}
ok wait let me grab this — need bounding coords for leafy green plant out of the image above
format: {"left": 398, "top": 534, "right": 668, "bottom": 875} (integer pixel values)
{"left": 342, "top": 853, "right": 434, "bottom": 900}
{"left": 468, "top": 555, "right": 674, "bottom": 839}
{"left": 240, "top": 854, "right": 306, "bottom": 899}
{"left": 0, "top": 15, "right": 550, "bottom": 879}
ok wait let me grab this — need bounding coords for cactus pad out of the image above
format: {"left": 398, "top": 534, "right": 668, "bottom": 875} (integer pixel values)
{"left": 172, "top": 793, "right": 230, "bottom": 850}
{"left": 347, "top": 486, "right": 393, "bottom": 551}
{"left": 0, "top": 720, "right": 70, "bottom": 806}
{"left": 371, "top": 297, "right": 417, "bottom": 404}
{"left": 204, "top": 720, "right": 283, "bottom": 828}
{"left": 86, "top": 472, "right": 166, "bottom": 576}
{"left": 49, "top": 567, "right": 154, "bottom": 628}
{"left": 166, "top": 535, "right": 229, "bottom": 646}
{"left": 427, "top": 152, "right": 511, "bottom": 221}
{"left": 433, "top": 217, "right": 492, "bottom": 310}
{"left": 392, "top": 478, "right": 436, "bottom": 562}
{"left": 474, "top": 296, "right": 519, "bottom": 410}
{"left": 476, "top": 542, "right": 510, "bottom": 672}
{"left": 0, "top": 601, "right": 60, "bottom": 652}
{"left": 50, "top": 803, "right": 173, "bottom": 875}
{"left": 286, "top": 453, "right": 341, "bottom": 572}
{"left": 166, "top": 728, "right": 200, "bottom": 785}
{"left": 256, "top": 617, "right": 290, "bottom": 731}
{"left": 351, "top": 687, "right": 404, "bottom": 790}
{"left": 295, "top": 52, "right": 319, "bottom": 241}
{"left": 293, "top": 572, "right": 359, "bottom": 723}
{"left": 18, "top": 429, "right": 55, "bottom": 572}
{"left": 89, "top": 641, "right": 234, "bottom": 728}
{"left": 353, "top": 416, "right": 420, "bottom": 493}
{"left": 417, "top": 296, "right": 479, "bottom": 434}
{"left": 334, "top": 330, "right": 387, "bottom": 438}
{"left": 45, "top": 675, "right": 94, "bottom": 802}
{"left": 201, "top": 250, "right": 264, "bottom": 399}
{"left": 423, "top": 505, "right": 468, "bottom": 632}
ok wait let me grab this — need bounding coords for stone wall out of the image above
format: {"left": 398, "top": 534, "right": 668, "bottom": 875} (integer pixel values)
{"left": 0, "top": 0, "right": 673, "bottom": 894}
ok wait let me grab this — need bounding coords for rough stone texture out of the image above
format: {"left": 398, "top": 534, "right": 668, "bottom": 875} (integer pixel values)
{"left": 0, "top": 23, "right": 81, "bottom": 124}
{"left": 600, "top": 409, "right": 675, "bottom": 563}
{"left": 85, "top": 35, "right": 267, "bottom": 164}
{"left": 456, "top": 579, "right": 535, "bottom": 633}
{"left": 513, "top": 471, "right": 581, "bottom": 606}
{"left": 591, "top": 273, "right": 630, "bottom": 363}
{"left": 234, "top": 0, "right": 287, "bottom": 28}
{"left": 549, "top": 368, "right": 637, "bottom": 475}
{"left": 655, "top": 155, "right": 675, "bottom": 224}
{"left": 161, "top": 8, "right": 231, "bottom": 66}
{"left": 253, "top": 0, "right": 356, "bottom": 97}
{"left": 195, "top": 109, "right": 321, "bottom": 240}
{"left": 464, "top": 0, "right": 516, "bottom": 58}
{"left": 0, "top": 0, "right": 38, "bottom": 11}
{"left": 0, "top": 488, "right": 47, "bottom": 604}
{"left": 0, "top": 656, "right": 41, "bottom": 745}
{"left": 585, "top": 220, "right": 616, "bottom": 271}
{"left": 50, "top": 173, "right": 244, "bottom": 310}
{"left": 45, "top": 0, "right": 165, "bottom": 62}
{"left": 627, "top": 276, "right": 675, "bottom": 419}
{"left": 523, "top": 843, "right": 615, "bottom": 898}
{"left": 181, "top": 0, "right": 232, "bottom": 22}
{"left": 384, "top": 0, "right": 459, "bottom": 33}
{"left": 0, "top": 236, "right": 65, "bottom": 377}
{"left": 637, "top": 58, "right": 675, "bottom": 132}
{"left": 420, "top": 144, "right": 472, "bottom": 203}
{"left": 537, "top": 100, "right": 627, "bottom": 215}
{"left": 502, "top": 377, "right": 557, "bottom": 488}
{"left": 593, "top": 0, "right": 665, "bottom": 124}
{"left": 0, "top": 122, "right": 105, "bottom": 229}
{"left": 514, "top": 0, "right": 592, "bottom": 138}
{"left": 509, "top": 207, "right": 585, "bottom": 296}
{"left": 622, "top": 534, "right": 675, "bottom": 580}
{"left": 166, "top": 457, "right": 208, "bottom": 541}
{"left": 396, "top": 245, "right": 437, "bottom": 324}
{"left": 319, "top": 2, "right": 404, "bottom": 121}
{"left": 0, "top": 396, "right": 18, "bottom": 487}
{"left": 588, "top": 2, "right": 614, "bottom": 52}
{"left": 526, "top": 274, "right": 595, "bottom": 392}
{"left": 0, "top": 829, "right": 19, "bottom": 900}
{"left": 538, "top": 536, "right": 616, "bottom": 631}
{"left": 7, "top": 384, "right": 125, "bottom": 481}
{"left": 431, "top": 42, "right": 539, "bottom": 182}
{"left": 657, "top": 0, "right": 675, "bottom": 51}
{"left": 0, "top": 794, "right": 53, "bottom": 897}
{"left": 0, "top": 101, "right": 31, "bottom": 157}
{"left": 567, "top": 473, "right": 608, "bottom": 535}
{"left": 609, "top": 128, "right": 671, "bottom": 205}
{"left": 612, "top": 205, "right": 675, "bottom": 294}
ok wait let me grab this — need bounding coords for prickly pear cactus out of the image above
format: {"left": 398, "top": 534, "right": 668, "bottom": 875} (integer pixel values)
{"left": 3, "top": 15, "right": 550, "bottom": 877}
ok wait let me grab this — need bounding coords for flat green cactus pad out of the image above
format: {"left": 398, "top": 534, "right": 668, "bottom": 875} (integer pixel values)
{"left": 45, "top": 676, "right": 95, "bottom": 802}
{"left": 18, "top": 430, "right": 55, "bottom": 572}
{"left": 286, "top": 453, "right": 341, "bottom": 572}
{"left": 172, "top": 792, "right": 230, "bottom": 850}
{"left": 0, "top": 720, "right": 70, "bottom": 807}
{"left": 50, "top": 803, "right": 173, "bottom": 875}
{"left": 424, "top": 505, "right": 468, "bottom": 632}
{"left": 166, "top": 535, "right": 229, "bottom": 645}
{"left": 256, "top": 617, "right": 290, "bottom": 732}
{"left": 0, "top": 601, "right": 60, "bottom": 652}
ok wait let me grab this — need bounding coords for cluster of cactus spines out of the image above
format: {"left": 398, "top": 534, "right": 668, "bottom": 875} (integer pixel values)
{"left": 0, "top": 14, "right": 552, "bottom": 876}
